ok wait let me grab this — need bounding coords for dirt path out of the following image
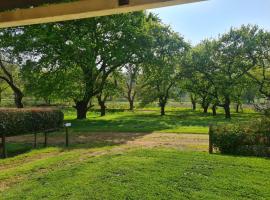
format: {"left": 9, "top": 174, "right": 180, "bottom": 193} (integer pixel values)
{"left": 7, "top": 132, "right": 209, "bottom": 152}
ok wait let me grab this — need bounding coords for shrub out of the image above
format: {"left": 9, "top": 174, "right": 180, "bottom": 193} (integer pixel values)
{"left": 211, "top": 117, "right": 270, "bottom": 157}
{"left": 0, "top": 108, "right": 64, "bottom": 137}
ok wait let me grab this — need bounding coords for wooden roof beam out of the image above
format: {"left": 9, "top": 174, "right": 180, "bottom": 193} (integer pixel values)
{"left": 0, "top": 0, "right": 204, "bottom": 28}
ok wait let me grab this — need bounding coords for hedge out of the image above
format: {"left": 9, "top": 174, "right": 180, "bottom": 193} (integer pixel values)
{"left": 211, "top": 117, "right": 270, "bottom": 157}
{"left": 0, "top": 108, "right": 64, "bottom": 137}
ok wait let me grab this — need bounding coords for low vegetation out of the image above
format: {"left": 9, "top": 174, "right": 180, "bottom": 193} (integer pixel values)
{"left": 0, "top": 108, "right": 64, "bottom": 136}
{"left": 212, "top": 116, "right": 270, "bottom": 157}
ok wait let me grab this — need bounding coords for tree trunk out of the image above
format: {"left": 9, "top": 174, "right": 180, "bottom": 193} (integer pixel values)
{"left": 191, "top": 100, "right": 196, "bottom": 111}
{"left": 203, "top": 105, "right": 209, "bottom": 113}
{"left": 14, "top": 89, "right": 24, "bottom": 108}
{"left": 212, "top": 105, "right": 217, "bottom": 116}
{"left": 129, "top": 99, "right": 134, "bottom": 111}
{"left": 160, "top": 104, "right": 165, "bottom": 116}
{"left": 236, "top": 103, "right": 240, "bottom": 113}
{"left": 190, "top": 94, "right": 196, "bottom": 111}
{"left": 97, "top": 96, "right": 106, "bottom": 117}
{"left": 159, "top": 97, "right": 167, "bottom": 116}
{"left": 224, "top": 96, "right": 231, "bottom": 119}
{"left": 100, "top": 104, "right": 106, "bottom": 116}
{"left": 75, "top": 101, "right": 88, "bottom": 119}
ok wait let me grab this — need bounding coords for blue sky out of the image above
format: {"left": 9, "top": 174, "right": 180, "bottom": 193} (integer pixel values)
{"left": 150, "top": 0, "right": 270, "bottom": 45}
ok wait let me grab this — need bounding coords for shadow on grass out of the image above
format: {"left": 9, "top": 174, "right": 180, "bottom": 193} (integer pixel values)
{"left": 3, "top": 131, "right": 151, "bottom": 158}
{"left": 67, "top": 109, "right": 260, "bottom": 133}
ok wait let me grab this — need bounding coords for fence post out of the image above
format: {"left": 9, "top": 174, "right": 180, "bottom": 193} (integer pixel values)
{"left": 44, "top": 131, "right": 48, "bottom": 147}
{"left": 1, "top": 132, "right": 7, "bottom": 158}
{"left": 209, "top": 124, "right": 213, "bottom": 154}
{"left": 65, "top": 126, "right": 69, "bottom": 147}
{"left": 34, "top": 132, "right": 37, "bottom": 148}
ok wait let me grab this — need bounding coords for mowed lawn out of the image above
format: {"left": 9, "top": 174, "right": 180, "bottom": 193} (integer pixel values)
{"left": 1, "top": 106, "right": 269, "bottom": 200}
{"left": 65, "top": 107, "right": 260, "bottom": 134}
{"left": 0, "top": 147, "right": 269, "bottom": 200}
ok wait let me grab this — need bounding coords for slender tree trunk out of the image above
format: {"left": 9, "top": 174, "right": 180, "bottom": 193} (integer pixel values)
{"left": 191, "top": 100, "right": 196, "bottom": 111}
{"left": 190, "top": 95, "right": 197, "bottom": 111}
{"left": 159, "top": 98, "right": 167, "bottom": 116}
{"left": 224, "top": 96, "right": 231, "bottom": 119}
{"left": 160, "top": 104, "right": 165, "bottom": 116}
{"left": 212, "top": 105, "right": 217, "bottom": 116}
{"left": 129, "top": 99, "right": 134, "bottom": 111}
{"left": 97, "top": 96, "right": 106, "bottom": 117}
{"left": 236, "top": 103, "right": 240, "bottom": 113}
{"left": 75, "top": 101, "right": 88, "bottom": 119}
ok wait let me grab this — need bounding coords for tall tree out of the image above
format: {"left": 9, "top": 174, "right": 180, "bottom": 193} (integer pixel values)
{"left": 119, "top": 63, "right": 144, "bottom": 111}
{"left": 140, "top": 20, "right": 189, "bottom": 116}
{"left": 14, "top": 12, "right": 148, "bottom": 119}
{"left": 96, "top": 74, "right": 120, "bottom": 117}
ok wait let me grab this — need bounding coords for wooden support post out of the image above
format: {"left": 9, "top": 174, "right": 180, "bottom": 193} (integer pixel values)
{"left": 1, "top": 132, "right": 7, "bottom": 159}
{"left": 65, "top": 127, "right": 69, "bottom": 147}
{"left": 44, "top": 131, "right": 48, "bottom": 147}
{"left": 34, "top": 132, "right": 37, "bottom": 148}
{"left": 209, "top": 125, "right": 213, "bottom": 154}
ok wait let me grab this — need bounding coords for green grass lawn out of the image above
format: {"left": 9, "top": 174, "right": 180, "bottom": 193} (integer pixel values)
{"left": 64, "top": 107, "right": 260, "bottom": 134}
{"left": 1, "top": 148, "right": 269, "bottom": 200}
{"left": 1, "top": 105, "right": 268, "bottom": 200}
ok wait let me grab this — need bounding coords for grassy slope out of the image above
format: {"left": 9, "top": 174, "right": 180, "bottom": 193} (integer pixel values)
{"left": 1, "top": 148, "right": 270, "bottom": 200}
{"left": 64, "top": 107, "right": 260, "bottom": 134}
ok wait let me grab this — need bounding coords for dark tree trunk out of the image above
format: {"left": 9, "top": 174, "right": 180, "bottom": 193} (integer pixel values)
{"left": 97, "top": 96, "right": 106, "bottom": 117}
{"left": 159, "top": 97, "right": 167, "bottom": 116}
{"left": 75, "top": 101, "right": 88, "bottom": 119}
{"left": 160, "top": 104, "right": 165, "bottom": 116}
{"left": 203, "top": 105, "right": 209, "bottom": 113}
{"left": 14, "top": 89, "right": 24, "bottom": 108}
{"left": 235, "top": 103, "right": 243, "bottom": 113}
{"left": 201, "top": 96, "right": 210, "bottom": 114}
{"left": 192, "top": 100, "right": 196, "bottom": 111}
{"left": 129, "top": 99, "right": 134, "bottom": 111}
{"left": 224, "top": 96, "right": 231, "bottom": 119}
{"left": 100, "top": 104, "right": 106, "bottom": 116}
{"left": 212, "top": 105, "right": 217, "bottom": 116}
{"left": 190, "top": 94, "right": 197, "bottom": 111}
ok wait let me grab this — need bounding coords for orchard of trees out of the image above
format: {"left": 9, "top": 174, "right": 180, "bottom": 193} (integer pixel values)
{"left": 0, "top": 12, "right": 269, "bottom": 119}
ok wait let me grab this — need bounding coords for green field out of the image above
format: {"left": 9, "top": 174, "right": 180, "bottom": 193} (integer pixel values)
{"left": 1, "top": 106, "right": 269, "bottom": 200}
{"left": 65, "top": 107, "right": 260, "bottom": 134}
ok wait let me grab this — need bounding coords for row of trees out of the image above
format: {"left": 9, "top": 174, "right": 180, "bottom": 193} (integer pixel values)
{"left": 0, "top": 12, "right": 269, "bottom": 119}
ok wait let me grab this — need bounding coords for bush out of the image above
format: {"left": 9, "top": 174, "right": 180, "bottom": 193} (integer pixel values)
{"left": 0, "top": 108, "right": 64, "bottom": 137}
{"left": 211, "top": 117, "right": 270, "bottom": 157}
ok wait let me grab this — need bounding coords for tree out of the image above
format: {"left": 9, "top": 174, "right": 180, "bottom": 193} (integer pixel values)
{"left": 190, "top": 25, "right": 261, "bottom": 119}
{"left": 119, "top": 63, "right": 145, "bottom": 111}
{"left": 245, "top": 28, "right": 270, "bottom": 99}
{"left": 140, "top": 20, "right": 189, "bottom": 116}
{"left": 13, "top": 12, "right": 148, "bottom": 119}
{"left": 0, "top": 79, "right": 8, "bottom": 104}
{"left": 96, "top": 74, "right": 120, "bottom": 116}
{"left": 0, "top": 59, "right": 24, "bottom": 108}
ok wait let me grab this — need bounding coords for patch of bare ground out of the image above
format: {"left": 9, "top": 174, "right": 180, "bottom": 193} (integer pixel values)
{"left": 7, "top": 132, "right": 209, "bottom": 151}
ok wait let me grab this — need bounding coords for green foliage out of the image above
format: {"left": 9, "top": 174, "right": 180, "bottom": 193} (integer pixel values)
{"left": 0, "top": 108, "right": 64, "bottom": 136}
{"left": 212, "top": 117, "right": 270, "bottom": 156}
{"left": 140, "top": 19, "right": 190, "bottom": 115}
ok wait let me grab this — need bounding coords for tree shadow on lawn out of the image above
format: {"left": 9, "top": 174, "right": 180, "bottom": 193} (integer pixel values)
{"left": 68, "top": 109, "right": 260, "bottom": 133}
{"left": 4, "top": 131, "right": 151, "bottom": 158}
